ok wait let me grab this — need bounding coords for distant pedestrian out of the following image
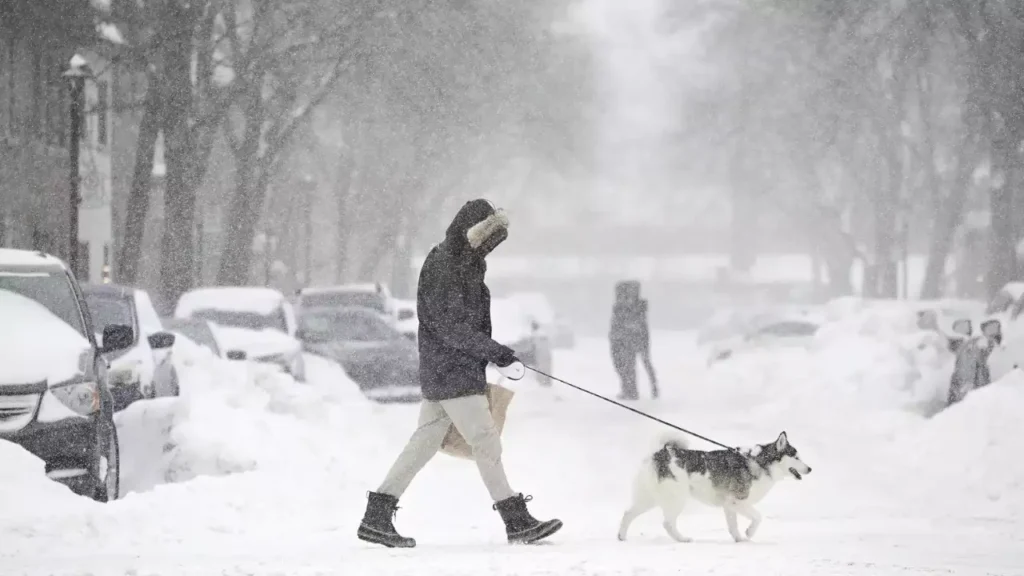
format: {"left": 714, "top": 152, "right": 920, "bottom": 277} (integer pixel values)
{"left": 609, "top": 280, "right": 658, "bottom": 400}
{"left": 357, "top": 199, "right": 562, "bottom": 548}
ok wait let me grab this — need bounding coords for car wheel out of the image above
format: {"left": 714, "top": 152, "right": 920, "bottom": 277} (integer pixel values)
{"left": 91, "top": 416, "right": 120, "bottom": 502}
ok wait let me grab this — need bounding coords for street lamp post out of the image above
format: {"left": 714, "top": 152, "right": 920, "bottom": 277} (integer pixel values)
{"left": 64, "top": 55, "right": 93, "bottom": 277}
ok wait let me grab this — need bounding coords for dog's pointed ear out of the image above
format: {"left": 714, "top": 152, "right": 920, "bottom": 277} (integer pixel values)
{"left": 776, "top": 431, "right": 788, "bottom": 450}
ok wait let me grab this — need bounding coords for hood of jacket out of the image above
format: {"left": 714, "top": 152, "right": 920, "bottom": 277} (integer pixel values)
{"left": 444, "top": 199, "right": 509, "bottom": 259}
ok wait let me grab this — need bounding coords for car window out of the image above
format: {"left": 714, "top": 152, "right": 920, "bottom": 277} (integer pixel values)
{"left": 753, "top": 321, "right": 818, "bottom": 338}
{"left": 191, "top": 308, "right": 285, "bottom": 332}
{"left": 84, "top": 294, "right": 137, "bottom": 341}
{"left": 134, "top": 290, "right": 165, "bottom": 336}
{"left": 302, "top": 311, "right": 393, "bottom": 342}
{"left": 301, "top": 291, "right": 385, "bottom": 313}
{"left": 985, "top": 290, "right": 1016, "bottom": 315}
{"left": 0, "top": 270, "right": 87, "bottom": 337}
{"left": 167, "top": 320, "right": 221, "bottom": 356}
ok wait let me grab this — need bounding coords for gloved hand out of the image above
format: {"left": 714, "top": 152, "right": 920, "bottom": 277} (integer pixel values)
{"left": 496, "top": 360, "right": 526, "bottom": 381}
{"left": 494, "top": 347, "right": 525, "bottom": 381}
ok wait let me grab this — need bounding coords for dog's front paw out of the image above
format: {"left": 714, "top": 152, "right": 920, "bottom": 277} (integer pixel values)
{"left": 731, "top": 534, "right": 749, "bottom": 543}
{"left": 617, "top": 533, "right": 626, "bottom": 542}
{"left": 745, "top": 526, "right": 758, "bottom": 539}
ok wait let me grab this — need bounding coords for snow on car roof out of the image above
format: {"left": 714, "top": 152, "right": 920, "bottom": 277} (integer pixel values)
{"left": 175, "top": 287, "right": 286, "bottom": 318}
{"left": 0, "top": 248, "right": 67, "bottom": 270}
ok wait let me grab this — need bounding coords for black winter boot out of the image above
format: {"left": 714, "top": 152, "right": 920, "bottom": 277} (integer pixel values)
{"left": 493, "top": 494, "right": 563, "bottom": 544}
{"left": 357, "top": 491, "right": 416, "bottom": 548}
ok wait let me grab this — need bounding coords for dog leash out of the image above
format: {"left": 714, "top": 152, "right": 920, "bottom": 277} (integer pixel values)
{"left": 525, "top": 365, "right": 743, "bottom": 454}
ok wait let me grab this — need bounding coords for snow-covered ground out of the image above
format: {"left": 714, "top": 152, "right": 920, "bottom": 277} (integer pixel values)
{"left": 1, "top": 304, "right": 1023, "bottom": 575}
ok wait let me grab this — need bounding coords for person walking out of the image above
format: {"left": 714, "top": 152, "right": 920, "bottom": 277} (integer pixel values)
{"left": 357, "top": 199, "right": 563, "bottom": 548}
{"left": 609, "top": 280, "right": 658, "bottom": 400}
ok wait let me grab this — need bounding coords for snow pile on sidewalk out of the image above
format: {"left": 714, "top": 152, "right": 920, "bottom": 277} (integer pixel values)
{"left": 116, "top": 338, "right": 371, "bottom": 494}
{"left": 0, "top": 441, "right": 94, "bottom": 521}
{"left": 694, "top": 301, "right": 954, "bottom": 432}
{"left": 892, "top": 370, "right": 1024, "bottom": 518}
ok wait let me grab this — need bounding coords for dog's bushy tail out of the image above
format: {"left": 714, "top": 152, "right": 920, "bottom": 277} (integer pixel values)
{"left": 656, "top": 431, "right": 689, "bottom": 452}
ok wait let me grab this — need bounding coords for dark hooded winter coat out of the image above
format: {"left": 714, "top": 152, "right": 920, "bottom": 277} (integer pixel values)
{"left": 416, "top": 200, "right": 516, "bottom": 401}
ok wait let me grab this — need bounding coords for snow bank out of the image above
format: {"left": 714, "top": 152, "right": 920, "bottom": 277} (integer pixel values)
{"left": 891, "top": 371, "right": 1024, "bottom": 518}
{"left": 683, "top": 299, "right": 1024, "bottom": 520}
{"left": 0, "top": 441, "right": 94, "bottom": 520}
{"left": 0, "top": 290, "right": 92, "bottom": 385}
{"left": 693, "top": 301, "right": 953, "bottom": 429}
{"left": 117, "top": 343, "right": 369, "bottom": 494}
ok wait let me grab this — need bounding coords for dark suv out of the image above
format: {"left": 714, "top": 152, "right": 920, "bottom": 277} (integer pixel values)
{"left": 0, "top": 249, "right": 133, "bottom": 501}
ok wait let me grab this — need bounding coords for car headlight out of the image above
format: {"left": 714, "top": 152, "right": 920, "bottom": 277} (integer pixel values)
{"left": 51, "top": 379, "right": 101, "bottom": 416}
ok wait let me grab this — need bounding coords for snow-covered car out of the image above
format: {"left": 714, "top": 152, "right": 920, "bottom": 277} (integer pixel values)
{"left": 698, "top": 305, "right": 821, "bottom": 347}
{"left": 174, "top": 287, "right": 306, "bottom": 381}
{"left": 491, "top": 297, "right": 553, "bottom": 385}
{"left": 297, "top": 282, "right": 397, "bottom": 326}
{"left": 298, "top": 306, "right": 421, "bottom": 403}
{"left": 82, "top": 284, "right": 179, "bottom": 410}
{"left": 707, "top": 317, "right": 820, "bottom": 365}
{"left": 394, "top": 298, "right": 418, "bottom": 341}
{"left": 506, "top": 291, "right": 575, "bottom": 349}
{"left": 0, "top": 249, "right": 133, "bottom": 501}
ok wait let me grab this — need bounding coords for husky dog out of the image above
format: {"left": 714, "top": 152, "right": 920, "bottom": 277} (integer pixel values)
{"left": 617, "top": 431, "right": 812, "bottom": 543}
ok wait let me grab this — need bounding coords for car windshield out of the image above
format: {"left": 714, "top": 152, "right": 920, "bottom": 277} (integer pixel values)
{"left": 301, "top": 310, "right": 393, "bottom": 342}
{"left": 0, "top": 269, "right": 87, "bottom": 337}
{"left": 191, "top": 307, "right": 288, "bottom": 333}
{"left": 166, "top": 319, "right": 220, "bottom": 356}
{"left": 85, "top": 294, "right": 135, "bottom": 334}
{"left": 301, "top": 291, "right": 385, "bottom": 313}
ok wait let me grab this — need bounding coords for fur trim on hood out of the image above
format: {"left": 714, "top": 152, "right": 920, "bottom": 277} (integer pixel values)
{"left": 444, "top": 199, "right": 509, "bottom": 258}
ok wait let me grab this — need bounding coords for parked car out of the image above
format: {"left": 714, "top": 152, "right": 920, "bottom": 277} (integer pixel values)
{"left": 698, "top": 305, "right": 822, "bottom": 348}
{"left": 707, "top": 317, "right": 820, "bottom": 365}
{"left": 298, "top": 306, "right": 420, "bottom": 403}
{"left": 0, "top": 249, "right": 134, "bottom": 501}
{"left": 491, "top": 297, "right": 553, "bottom": 385}
{"left": 174, "top": 287, "right": 306, "bottom": 381}
{"left": 394, "top": 298, "right": 418, "bottom": 341}
{"left": 297, "top": 283, "right": 397, "bottom": 324}
{"left": 82, "top": 284, "right": 178, "bottom": 410}
{"left": 506, "top": 291, "right": 576, "bottom": 349}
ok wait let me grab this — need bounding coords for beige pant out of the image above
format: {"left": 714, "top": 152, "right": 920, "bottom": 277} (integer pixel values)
{"left": 378, "top": 394, "right": 515, "bottom": 502}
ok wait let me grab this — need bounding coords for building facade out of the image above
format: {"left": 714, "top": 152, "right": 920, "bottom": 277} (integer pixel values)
{"left": 0, "top": 2, "right": 116, "bottom": 282}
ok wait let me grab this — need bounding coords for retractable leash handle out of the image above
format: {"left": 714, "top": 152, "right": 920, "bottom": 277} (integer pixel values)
{"left": 524, "top": 365, "right": 742, "bottom": 454}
